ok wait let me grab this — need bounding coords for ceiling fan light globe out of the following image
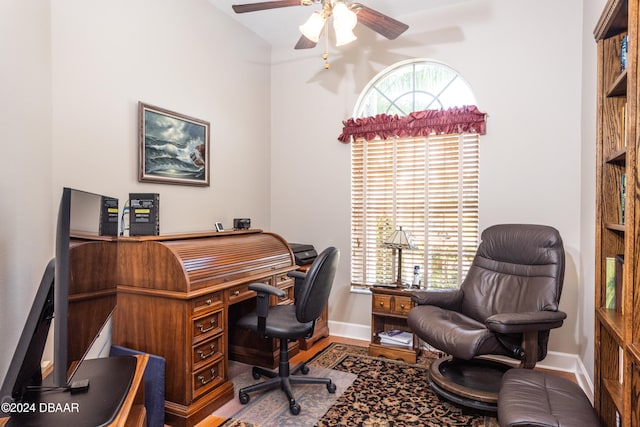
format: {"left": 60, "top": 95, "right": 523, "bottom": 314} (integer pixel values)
{"left": 332, "top": 2, "right": 357, "bottom": 30}
{"left": 335, "top": 27, "right": 357, "bottom": 46}
{"left": 299, "top": 11, "right": 326, "bottom": 43}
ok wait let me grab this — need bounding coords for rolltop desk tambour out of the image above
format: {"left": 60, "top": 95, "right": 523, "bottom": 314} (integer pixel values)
{"left": 112, "top": 230, "right": 298, "bottom": 427}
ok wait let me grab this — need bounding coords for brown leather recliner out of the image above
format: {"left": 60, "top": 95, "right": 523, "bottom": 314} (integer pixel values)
{"left": 407, "top": 224, "right": 566, "bottom": 411}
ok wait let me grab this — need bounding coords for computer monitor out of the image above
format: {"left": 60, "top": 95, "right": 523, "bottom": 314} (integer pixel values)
{"left": 53, "top": 187, "right": 119, "bottom": 388}
{"left": 1, "top": 188, "right": 139, "bottom": 426}
{"left": 0, "top": 187, "right": 119, "bottom": 404}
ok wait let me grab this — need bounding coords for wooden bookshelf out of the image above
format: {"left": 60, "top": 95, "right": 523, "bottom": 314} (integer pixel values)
{"left": 593, "top": 0, "right": 640, "bottom": 425}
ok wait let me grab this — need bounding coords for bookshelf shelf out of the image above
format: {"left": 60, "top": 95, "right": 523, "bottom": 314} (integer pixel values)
{"left": 607, "top": 69, "right": 628, "bottom": 97}
{"left": 603, "top": 378, "right": 624, "bottom": 413}
{"left": 596, "top": 308, "right": 625, "bottom": 345}
{"left": 594, "top": 0, "right": 638, "bottom": 425}
{"left": 629, "top": 343, "right": 640, "bottom": 364}
{"left": 605, "top": 223, "right": 626, "bottom": 232}
{"left": 605, "top": 147, "right": 627, "bottom": 164}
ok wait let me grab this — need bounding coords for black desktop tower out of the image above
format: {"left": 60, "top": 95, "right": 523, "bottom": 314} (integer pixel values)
{"left": 129, "top": 193, "right": 159, "bottom": 236}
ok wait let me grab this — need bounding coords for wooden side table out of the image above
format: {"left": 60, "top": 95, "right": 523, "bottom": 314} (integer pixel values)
{"left": 369, "top": 287, "right": 419, "bottom": 363}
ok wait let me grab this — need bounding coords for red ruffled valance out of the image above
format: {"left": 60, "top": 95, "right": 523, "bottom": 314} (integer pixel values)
{"left": 338, "top": 105, "right": 487, "bottom": 143}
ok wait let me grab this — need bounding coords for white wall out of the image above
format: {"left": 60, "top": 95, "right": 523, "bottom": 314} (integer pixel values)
{"left": 580, "top": 0, "right": 608, "bottom": 384}
{"left": 270, "top": 0, "right": 588, "bottom": 359}
{"left": 50, "top": 0, "right": 272, "bottom": 233}
{"left": 0, "top": 0, "right": 53, "bottom": 387}
{"left": 0, "top": 0, "right": 272, "bottom": 385}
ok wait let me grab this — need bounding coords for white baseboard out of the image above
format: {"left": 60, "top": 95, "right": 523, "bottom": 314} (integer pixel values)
{"left": 327, "top": 320, "right": 594, "bottom": 401}
{"left": 328, "top": 320, "right": 371, "bottom": 342}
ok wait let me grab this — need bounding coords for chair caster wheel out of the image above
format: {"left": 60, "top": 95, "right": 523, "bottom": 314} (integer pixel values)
{"left": 239, "top": 392, "right": 250, "bottom": 404}
{"left": 327, "top": 382, "right": 336, "bottom": 393}
{"left": 300, "top": 364, "right": 310, "bottom": 375}
{"left": 251, "top": 368, "right": 261, "bottom": 380}
{"left": 289, "top": 402, "right": 301, "bottom": 415}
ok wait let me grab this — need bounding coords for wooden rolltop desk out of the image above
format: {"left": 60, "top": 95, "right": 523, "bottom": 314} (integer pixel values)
{"left": 112, "top": 230, "right": 297, "bottom": 427}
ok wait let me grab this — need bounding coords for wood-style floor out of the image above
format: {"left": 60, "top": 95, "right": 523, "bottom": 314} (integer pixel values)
{"left": 194, "top": 335, "right": 577, "bottom": 427}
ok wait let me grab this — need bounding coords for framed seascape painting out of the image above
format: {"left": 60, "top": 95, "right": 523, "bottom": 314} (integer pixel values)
{"left": 139, "top": 102, "right": 210, "bottom": 186}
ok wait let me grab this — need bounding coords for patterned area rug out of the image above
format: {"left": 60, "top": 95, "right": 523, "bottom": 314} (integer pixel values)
{"left": 219, "top": 343, "right": 499, "bottom": 426}
{"left": 314, "top": 344, "right": 499, "bottom": 426}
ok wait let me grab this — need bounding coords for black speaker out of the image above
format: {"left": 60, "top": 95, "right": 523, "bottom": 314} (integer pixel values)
{"left": 100, "top": 196, "right": 119, "bottom": 236}
{"left": 129, "top": 193, "right": 159, "bottom": 236}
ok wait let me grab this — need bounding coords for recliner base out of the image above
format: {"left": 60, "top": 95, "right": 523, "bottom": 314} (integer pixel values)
{"left": 428, "top": 356, "right": 511, "bottom": 413}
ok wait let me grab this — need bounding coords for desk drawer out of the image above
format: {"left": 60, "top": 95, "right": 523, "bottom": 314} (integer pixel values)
{"left": 273, "top": 281, "right": 295, "bottom": 305}
{"left": 192, "top": 309, "right": 223, "bottom": 343}
{"left": 192, "top": 358, "right": 224, "bottom": 399}
{"left": 275, "top": 273, "right": 293, "bottom": 286}
{"left": 373, "top": 294, "right": 393, "bottom": 314}
{"left": 393, "top": 295, "right": 413, "bottom": 316}
{"left": 228, "top": 284, "right": 257, "bottom": 304}
{"left": 192, "top": 334, "right": 223, "bottom": 369}
{"left": 192, "top": 292, "right": 223, "bottom": 314}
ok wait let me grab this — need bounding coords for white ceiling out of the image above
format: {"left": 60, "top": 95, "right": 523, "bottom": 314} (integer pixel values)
{"left": 209, "top": 0, "right": 459, "bottom": 49}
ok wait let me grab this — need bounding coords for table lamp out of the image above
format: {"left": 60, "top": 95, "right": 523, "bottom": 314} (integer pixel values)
{"left": 384, "top": 226, "right": 417, "bottom": 287}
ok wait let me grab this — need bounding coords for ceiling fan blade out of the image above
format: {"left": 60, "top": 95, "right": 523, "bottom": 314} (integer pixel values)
{"left": 294, "top": 35, "right": 318, "bottom": 49}
{"left": 232, "top": 0, "right": 302, "bottom": 14}
{"left": 352, "top": 4, "right": 409, "bottom": 40}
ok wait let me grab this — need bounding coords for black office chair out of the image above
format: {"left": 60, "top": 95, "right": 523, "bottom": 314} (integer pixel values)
{"left": 237, "top": 246, "right": 339, "bottom": 415}
{"left": 407, "top": 224, "right": 566, "bottom": 411}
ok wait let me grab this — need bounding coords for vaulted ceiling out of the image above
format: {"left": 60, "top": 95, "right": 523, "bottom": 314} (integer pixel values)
{"left": 210, "top": 0, "right": 466, "bottom": 49}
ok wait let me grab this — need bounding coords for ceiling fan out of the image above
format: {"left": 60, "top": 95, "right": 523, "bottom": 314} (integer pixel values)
{"left": 231, "top": 0, "right": 409, "bottom": 50}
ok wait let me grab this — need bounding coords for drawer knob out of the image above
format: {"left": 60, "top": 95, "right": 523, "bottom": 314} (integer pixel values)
{"left": 400, "top": 304, "right": 405, "bottom": 309}
{"left": 197, "top": 343, "right": 216, "bottom": 360}
{"left": 233, "top": 290, "right": 240, "bottom": 297}
{"left": 205, "top": 299, "right": 212, "bottom": 305}
{"left": 197, "top": 319, "right": 216, "bottom": 333}
{"left": 379, "top": 302, "right": 385, "bottom": 307}
{"left": 197, "top": 368, "right": 216, "bottom": 385}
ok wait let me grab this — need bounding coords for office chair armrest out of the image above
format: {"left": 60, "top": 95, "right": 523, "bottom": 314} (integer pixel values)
{"left": 411, "top": 289, "right": 463, "bottom": 311}
{"left": 248, "top": 282, "right": 285, "bottom": 314}
{"left": 287, "top": 271, "right": 306, "bottom": 280}
{"left": 248, "top": 283, "right": 286, "bottom": 335}
{"left": 287, "top": 271, "right": 307, "bottom": 301}
{"left": 248, "top": 282, "right": 286, "bottom": 298}
{"left": 486, "top": 311, "right": 567, "bottom": 334}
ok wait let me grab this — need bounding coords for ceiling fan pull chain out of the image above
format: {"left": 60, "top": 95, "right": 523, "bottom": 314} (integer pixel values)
{"left": 323, "top": 22, "right": 330, "bottom": 69}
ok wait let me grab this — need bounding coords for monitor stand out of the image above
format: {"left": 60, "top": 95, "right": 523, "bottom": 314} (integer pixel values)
{"left": 6, "top": 356, "right": 136, "bottom": 427}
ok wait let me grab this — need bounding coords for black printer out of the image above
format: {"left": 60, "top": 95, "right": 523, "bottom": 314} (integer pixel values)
{"left": 289, "top": 243, "right": 317, "bottom": 266}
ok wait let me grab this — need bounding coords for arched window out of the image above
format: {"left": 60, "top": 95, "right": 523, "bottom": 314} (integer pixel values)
{"left": 350, "top": 60, "right": 481, "bottom": 289}
{"left": 355, "top": 59, "right": 477, "bottom": 117}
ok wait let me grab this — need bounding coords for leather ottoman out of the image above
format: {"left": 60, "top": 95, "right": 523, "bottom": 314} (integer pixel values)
{"left": 498, "top": 369, "right": 601, "bottom": 427}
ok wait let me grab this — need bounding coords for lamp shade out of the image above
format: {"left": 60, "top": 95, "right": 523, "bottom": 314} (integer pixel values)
{"left": 384, "top": 226, "right": 416, "bottom": 286}
{"left": 332, "top": 2, "right": 357, "bottom": 46}
{"left": 383, "top": 226, "right": 417, "bottom": 250}
{"left": 299, "top": 11, "right": 326, "bottom": 43}
{"left": 334, "top": 26, "right": 357, "bottom": 46}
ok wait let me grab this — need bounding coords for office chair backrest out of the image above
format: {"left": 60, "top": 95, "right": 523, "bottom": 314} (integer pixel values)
{"left": 460, "top": 224, "right": 565, "bottom": 324}
{"left": 296, "top": 247, "right": 339, "bottom": 324}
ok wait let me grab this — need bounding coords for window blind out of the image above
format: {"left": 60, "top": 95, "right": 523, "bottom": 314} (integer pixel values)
{"left": 351, "top": 134, "right": 479, "bottom": 288}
